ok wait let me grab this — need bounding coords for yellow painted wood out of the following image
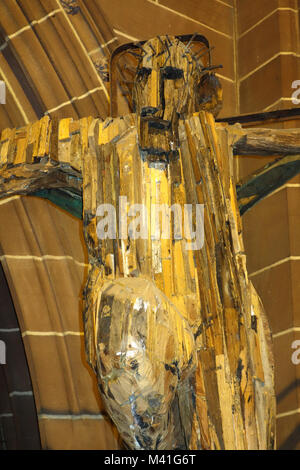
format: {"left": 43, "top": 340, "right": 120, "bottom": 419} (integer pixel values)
{"left": 58, "top": 118, "right": 72, "bottom": 141}
{"left": 14, "top": 137, "right": 27, "bottom": 165}
{"left": 0, "top": 87, "right": 276, "bottom": 452}
{"left": 38, "top": 115, "right": 51, "bottom": 157}
{"left": 150, "top": 69, "right": 158, "bottom": 109}
{"left": 0, "top": 128, "right": 12, "bottom": 166}
{"left": 31, "top": 121, "right": 41, "bottom": 158}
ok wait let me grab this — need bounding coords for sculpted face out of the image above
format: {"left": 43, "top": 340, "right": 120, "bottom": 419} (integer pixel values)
{"left": 132, "top": 35, "right": 222, "bottom": 162}
{"left": 133, "top": 36, "right": 202, "bottom": 161}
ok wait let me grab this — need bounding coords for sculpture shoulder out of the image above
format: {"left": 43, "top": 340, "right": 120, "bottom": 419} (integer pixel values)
{"left": 0, "top": 115, "right": 90, "bottom": 173}
{"left": 95, "top": 113, "right": 137, "bottom": 146}
{"left": 0, "top": 114, "right": 137, "bottom": 169}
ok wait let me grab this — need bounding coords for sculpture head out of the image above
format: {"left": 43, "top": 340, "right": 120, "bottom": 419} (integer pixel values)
{"left": 132, "top": 35, "right": 222, "bottom": 162}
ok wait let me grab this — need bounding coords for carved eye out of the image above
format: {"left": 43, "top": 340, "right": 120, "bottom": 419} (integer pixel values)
{"left": 136, "top": 67, "right": 152, "bottom": 81}
{"left": 162, "top": 67, "right": 184, "bottom": 80}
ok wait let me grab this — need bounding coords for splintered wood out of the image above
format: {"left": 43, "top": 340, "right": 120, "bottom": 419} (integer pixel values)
{"left": 0, "top": 112, "right": 276, "bottom": 450}
{"left": 81, "top": 111, "right": 276, "bottom": 450}
{"left": 0, "top": 116, "right": 86, "bottom": 199}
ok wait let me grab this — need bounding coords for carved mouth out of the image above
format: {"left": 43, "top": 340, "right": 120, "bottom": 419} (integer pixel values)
{"left": 142, "top": 117, "right": 171, "bottom": 131}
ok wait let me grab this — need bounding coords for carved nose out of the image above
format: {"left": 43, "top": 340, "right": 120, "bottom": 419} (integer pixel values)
{"left": 141, "top": 107, "right": 159, "bottom": 117}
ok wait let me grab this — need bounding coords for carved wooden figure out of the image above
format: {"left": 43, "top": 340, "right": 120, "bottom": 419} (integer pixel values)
{"left": 1, "top": 34, "right": 293, "bottom": 450}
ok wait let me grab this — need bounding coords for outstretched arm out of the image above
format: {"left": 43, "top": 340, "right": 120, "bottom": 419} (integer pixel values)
{"left": 237, "top": 154, "right": 300, "bottom": 214}
{"left": 226, "top": 125, "right": 300, "bottom": 214}
{"left": 0, "top": 116, "right": 89, "bottom": 212}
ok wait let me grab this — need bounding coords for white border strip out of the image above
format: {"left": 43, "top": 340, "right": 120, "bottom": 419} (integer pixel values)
{"left": 113, "top": 28, "right": 139, "bottom": 42}
{"left": 0, "top": 196, "right": 21, "bottom": 206}
{"left": 38, "top": 413, "right": 104, "bottom": 420}
{"left": 22, "top": 331, "right": 83, "bottom": 338}
{"left": 0, "top": 64, "right": 29, "bottom": 124}
{"left": 273, "top": 327, "right": 300, "bottom": 339}
{"left": 240, "top": 52, "right": 300, "bottom": 83}
{"left": 9, "top": 391, "right": 33, "bottom": 397}
{"left": 0, "top": 9, "right": 62, "bottom": 51}
{"left": 88, "top": 38, "right": 118, "bottom": 56}
{"left": 0, "top": 328, "right": 20, "bottom": 333}
{"left": 0, "top": 254, "right": 88, "bottom": 268}
{"left": 215, "top": 73, "right": 235, "bottom": 84}
{"left": 262, "top": 183, "right": 300, "bottom": 201}
{"left": 147, "top": 0, "right": 232, "bottom": 38}
{"left": 276, "top": 408, "right": 300, "bottom": 419}
{"left": 263, "top": 97, "right": 294, "bottom": 112}
{"left": 45, "top": 86, "right": 103, "bottom": 114}
{"left": 216, "top": 0, "right": 233, "bottom": 7}
{"left": 239, "top": 7, "right": 298, "bottom": 39}
{"left": 249, "top": 256, "right": 300, "bottom": 278}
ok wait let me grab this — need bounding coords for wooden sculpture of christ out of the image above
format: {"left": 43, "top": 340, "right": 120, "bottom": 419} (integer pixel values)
{"left": 0, "top": 35, "right": 277, "bottom": 450}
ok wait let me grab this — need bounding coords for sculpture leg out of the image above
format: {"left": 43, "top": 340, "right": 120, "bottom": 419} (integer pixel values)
{"left": 93, "top": 277, "right": 196, "bottom": 450}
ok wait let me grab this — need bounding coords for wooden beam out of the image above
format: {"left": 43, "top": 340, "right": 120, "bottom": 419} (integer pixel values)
{"left": 231, "top": 126, "right": 300, "bottom": 214}
{"left": 216, "top": 106, "right": 300, "bottom": 126}
{"left": 237, "top": 154, "right": 300, "bottom": 214}
{"left": 230, "top": 127, "right": 300, "bottom": 156}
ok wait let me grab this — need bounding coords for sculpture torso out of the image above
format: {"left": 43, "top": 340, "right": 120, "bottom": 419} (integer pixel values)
{"left": 0, "top": 34, "right": 276, "bottom": 451}
{"left": 82, "top": 110, "right": 275, "bottom": 450}
{"left": 91, "top": 115, "right": 200, "bottom": 328}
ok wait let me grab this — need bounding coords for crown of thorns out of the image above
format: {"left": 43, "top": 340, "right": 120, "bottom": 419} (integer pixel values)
{"left": 109, "top": 33, "right": 223, "bottom": 116}
{"left": 112, "top": 33, "right": 222, "bottom": 75}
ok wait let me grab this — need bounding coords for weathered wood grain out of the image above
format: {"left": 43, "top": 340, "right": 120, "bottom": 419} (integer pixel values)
{"left": 0, "top": 35, "right": 279, "bottom": 451}
{"left": 237, "top": 154, "right": 300, "bottom": 214}
{"left": 231, "top": 126, "right": 300, "bottom": 156}
{"left": 0, "top": 116, "right": 83, "bottom": 202}
{"left": 0, "top": 110, "right": 277, "bottom": 450}
{"left": 78, "top": 110, "right": 276, "bottom": 450}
